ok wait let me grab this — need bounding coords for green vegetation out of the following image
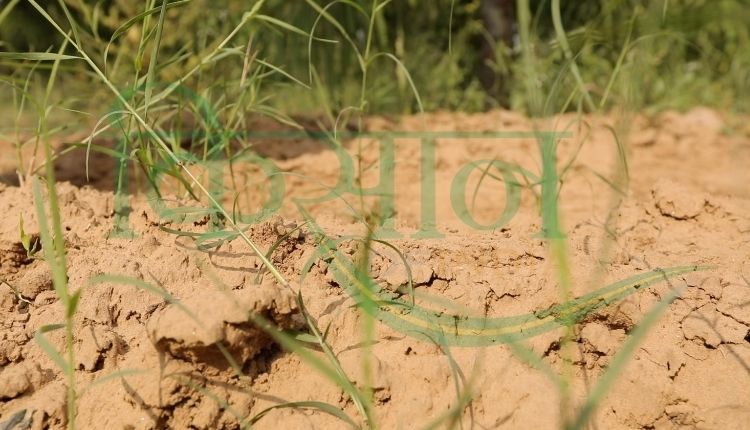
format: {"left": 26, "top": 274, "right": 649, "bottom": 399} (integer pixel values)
{"left": 2, "top": 0, "right": 748, "bottom": 119}
{"left": 0, "top": 1, "right": 737, "bottom": 429}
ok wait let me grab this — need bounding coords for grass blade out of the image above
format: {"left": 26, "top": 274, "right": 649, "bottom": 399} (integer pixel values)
{"left": 144, "top": 0, "right": 169, "bottom": 118}
{"left": 27, "top": 0, "right": 291, "bottom": 289}
{"left": 34, "top": 324, "right": 67, "bottom": 371}
{"left": 568, "top": 285, "right": 686, "bottom": 430}
{"left": 0, "top": 52, "right": 80, "bottom": 61}
{"left": 249, "top": 400, "right": 360, "bottom": 428}
{"left": 32, "top": 178, "right": 68, "bottom": 306}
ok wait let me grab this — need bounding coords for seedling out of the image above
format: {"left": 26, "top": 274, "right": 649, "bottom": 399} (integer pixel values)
{"left": 19, "top": 216, "right": 41, "bottom": 259}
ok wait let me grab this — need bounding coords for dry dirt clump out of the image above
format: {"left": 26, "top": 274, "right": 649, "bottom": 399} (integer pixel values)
{"left": 148, "top": 282, "right": 303, "bottom": 366}
{"left": 0, "top": 108, "right": 749, "bottom": 429}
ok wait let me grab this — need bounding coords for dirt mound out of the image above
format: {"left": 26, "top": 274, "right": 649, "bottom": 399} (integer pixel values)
{"left": 1, "top": 108, "right": 749, "bottom": 429}
{"left": 148, "top": 282, "right": 302, "bottom": 367}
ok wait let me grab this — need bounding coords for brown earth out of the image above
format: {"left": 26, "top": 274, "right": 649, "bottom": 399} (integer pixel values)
{"left": 1, "top": 108, "right": 749, "bottom": 429}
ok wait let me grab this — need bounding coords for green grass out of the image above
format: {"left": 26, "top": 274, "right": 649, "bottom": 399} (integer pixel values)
{"left": 24, "top": 34, "right": 81, "bottom": 429}
{"left": 0, "top": 1, "right": 731, "bottom": 429}
{"left": 4, "top": 1, "right": 746, "bottom": 116}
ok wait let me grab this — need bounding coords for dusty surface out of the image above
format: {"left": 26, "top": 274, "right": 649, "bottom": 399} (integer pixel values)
{"left": 0, "top": 108, "right": 749, "bottom": 429}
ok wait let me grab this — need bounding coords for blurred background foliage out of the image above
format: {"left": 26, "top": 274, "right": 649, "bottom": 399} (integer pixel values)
{"left": 1, "top": 0, "right": 748, "bottom": 120}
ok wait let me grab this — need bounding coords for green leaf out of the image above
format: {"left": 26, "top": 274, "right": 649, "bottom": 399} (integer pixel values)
{"left": 82, "top": 369, "right": 148, "bottom": 395}
{"left": 247, "top": 311, "right": 360, "bottom": 403}
{"left": 249, "top": 401, "right": 360, "bottom": 428}
{"left": 55, "top": 0, "right": 81, "bottom": 49}
{"left": 369, "top": 52, "right": 424, "bottom": 113}
{"left": 254, "top": 58, "right": 310, "bottom": 88}
{"left": 144, "top": 0, "right": 169, "bottom": 118}
{"left": 19, "top": 216, "right": 30, "bottom": 252}
{"left": 195, "top": 230, "right": 239, "bottom": 250}
{"left": 104, "top": 0, "right": 192, "bottom": 67}
{"left": 158, "top": 226, "right": 203, "bottom": 238}
{"left": 568, "top": 285, "right": 686, "bottom": 430}
{"left": 0, "top": 0, "right": 21, "bottom": 27}
{"left": 289, "top": 331, "right": 321, "bottom": 345}
{"left": 108, "top": 0, "right": 192, "bottom": 42}
{"left": 90, "top": 274, "right": 175, "bottom": 304}
{"left": 89, "top": 274, "right": 199, "bottom": 323}
{"left": 32, "top": 177, "right": 68, "bottom": 307}
{"left": 241, "top": 0, "right": 267, "bottom": 22}
{"left": 0, "top": 52, "right": 80, "bottom": 61}
{"left": 67, "top": 290, "right": 82, "bottom": 318}
{"left": 254, "top": 14, "right": 336, "bottom": 43}
{"left": 35, "top": 325, "right": 67, "bottom": 371}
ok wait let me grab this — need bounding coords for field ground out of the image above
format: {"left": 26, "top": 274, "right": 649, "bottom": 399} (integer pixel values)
{"left": 1, "top": 108, "right": 749, "bottom": 429}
